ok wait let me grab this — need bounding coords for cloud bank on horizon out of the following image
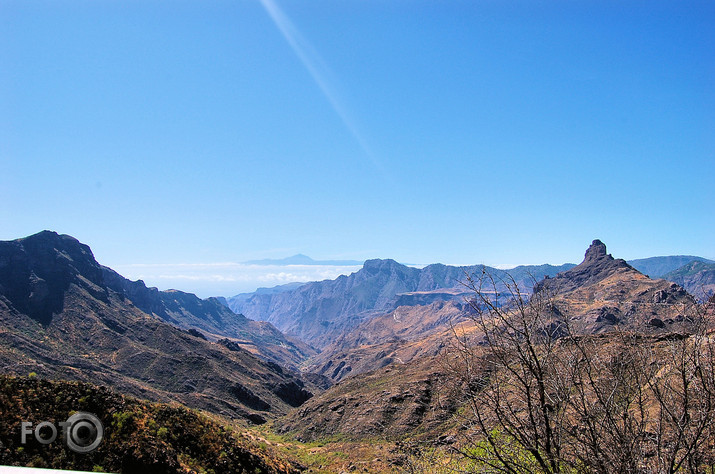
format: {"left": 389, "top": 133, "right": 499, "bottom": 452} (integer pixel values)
{"left": 112, "top": 261, "right": 364, "bottom": 299}
{"left": 111, "top": 256, "right": 543, "bottom": 299}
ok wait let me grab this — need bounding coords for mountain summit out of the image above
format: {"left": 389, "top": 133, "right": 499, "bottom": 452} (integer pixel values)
{"left": 535, "top": 239, "right": 695, "bottom": 333}
{"left": 584, "top": 239, "right": 608, "bottom": 261}
{"left": 534, "top": 239, "right": 632, "bottom": 295}
{"left": 0, "top": 230, "right": 105, "bottom": 325}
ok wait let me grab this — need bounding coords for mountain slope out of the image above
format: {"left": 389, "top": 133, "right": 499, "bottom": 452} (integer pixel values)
{"left": 228, "top": 259, "right": 423, "bottom": 349}
{"left": 0, "top": 231, "right": 318, "bottom": 424}
{"left": 662, "top": 260, "right": 715, "bottom": 302}
{"left": 278, "top": 354, "right": 458, "bottom": 442}
{"left": 101, "top": 267, "right": 314, "bottom": 369}
{"left": 306, "top": 301, "right": 468, "bottom": 381}
{"left": 227, "top": 260, "right": 574, "bottom": 349}
{"left": 628, "top": 255, "right": 714, "bottom": 279}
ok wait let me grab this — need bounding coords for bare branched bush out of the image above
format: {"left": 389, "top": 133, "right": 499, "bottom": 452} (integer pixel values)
{"left": 438, "top": 270, "right": 715, "bottom": 474}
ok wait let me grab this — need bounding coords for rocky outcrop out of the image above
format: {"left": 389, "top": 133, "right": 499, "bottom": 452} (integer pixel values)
{"left": 534, "top": 239, "right": 633, "bottom": 295}
{"left": 535, "top": 240, "right": 697, "bottom": 334}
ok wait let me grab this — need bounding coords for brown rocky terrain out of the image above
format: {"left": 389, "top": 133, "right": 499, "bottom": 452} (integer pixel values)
{"left": 279, "top": 240, "right": 703, "bottom": 442}
{"left": 307, "top": 300, "right": 468, "bottom": 381}
{"left": 535, "top": 239, "right": 697, "bottom": 334}
{"left": 277, "top": 354, "right": 459, "bottom": 442}
{"left": 307, "top": 241, "right": 697, "bottom": 384}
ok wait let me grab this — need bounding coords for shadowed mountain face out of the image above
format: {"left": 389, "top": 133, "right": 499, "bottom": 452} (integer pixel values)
{"left": 227, "top": 259, "right": 574, "bottom": 349}
{"left": 0, "top": 231, "right": 319, "bottom": 423}
{"left": 0, "top": 231, "right": 104, "bottom": 326}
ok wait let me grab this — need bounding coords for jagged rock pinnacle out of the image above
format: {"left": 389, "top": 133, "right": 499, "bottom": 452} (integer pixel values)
{"left": 584, "top": 239, "right": 609, "bottom": 262}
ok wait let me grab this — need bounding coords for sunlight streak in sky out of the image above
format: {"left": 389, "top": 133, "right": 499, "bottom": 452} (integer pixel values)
{"left": 259, "top": 0, "right": 388, "bottom": 179}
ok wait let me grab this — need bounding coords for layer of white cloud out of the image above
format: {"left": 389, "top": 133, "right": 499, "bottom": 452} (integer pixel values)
{"left": 111, "top": 262, "right": 363, "bottom": 299}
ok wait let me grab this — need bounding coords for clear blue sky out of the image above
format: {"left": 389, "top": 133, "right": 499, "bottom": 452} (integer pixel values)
{"left": 1, "top": 0, "right": 713, "bottom": 296}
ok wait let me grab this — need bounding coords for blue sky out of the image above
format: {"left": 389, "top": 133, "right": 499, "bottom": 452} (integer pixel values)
{"left": 1, "top": 0, "right": 713, "bottom": 297}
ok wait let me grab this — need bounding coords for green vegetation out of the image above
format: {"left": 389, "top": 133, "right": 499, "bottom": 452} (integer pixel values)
{"left": 250, "top": 425, "right": 399, "bottom": 473}
{"left": 0, "top": 376, "right": 299, "bottom": 473}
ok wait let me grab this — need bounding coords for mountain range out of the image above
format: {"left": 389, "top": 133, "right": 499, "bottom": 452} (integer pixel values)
{"left": 225, "top": 251, "right": 713, "bottom": 351}
{"left": 304, "top": 240, "right": 702, "bottom": 383}
{"left": 225, "top": 260, "right": 575, "bottom": 349}
{"left": 627, "top": 255, "right": 714, "bottom": 278}
{"left": 1, "top": 231, "right": 713, "bottom": 472}
{"left": 278, "top": 240, "right": 705, "bottom": 441}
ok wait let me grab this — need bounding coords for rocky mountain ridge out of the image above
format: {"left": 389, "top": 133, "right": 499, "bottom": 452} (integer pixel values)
{"left": 628, "top": 255, "right": 714, "bottom": 279}
{"left": 278, "top": 240, "right": 705, "bottom": 441}
{"left": 227, "top": 250, "right": 712, "bottom": 351}
{"left": 226, "top": 259, "right": 574, "bottom": 349}
{"left": 535, "top": 239, "right": 696, "bottom": 334}
{"left": 307, "top": 240, "right": 701, "bottom": 384}
{"left": 0, "top": 231, "right": 320, "bottom": 424}
{"left": 101, "top": 266, "right": 314, "bottom": 369}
